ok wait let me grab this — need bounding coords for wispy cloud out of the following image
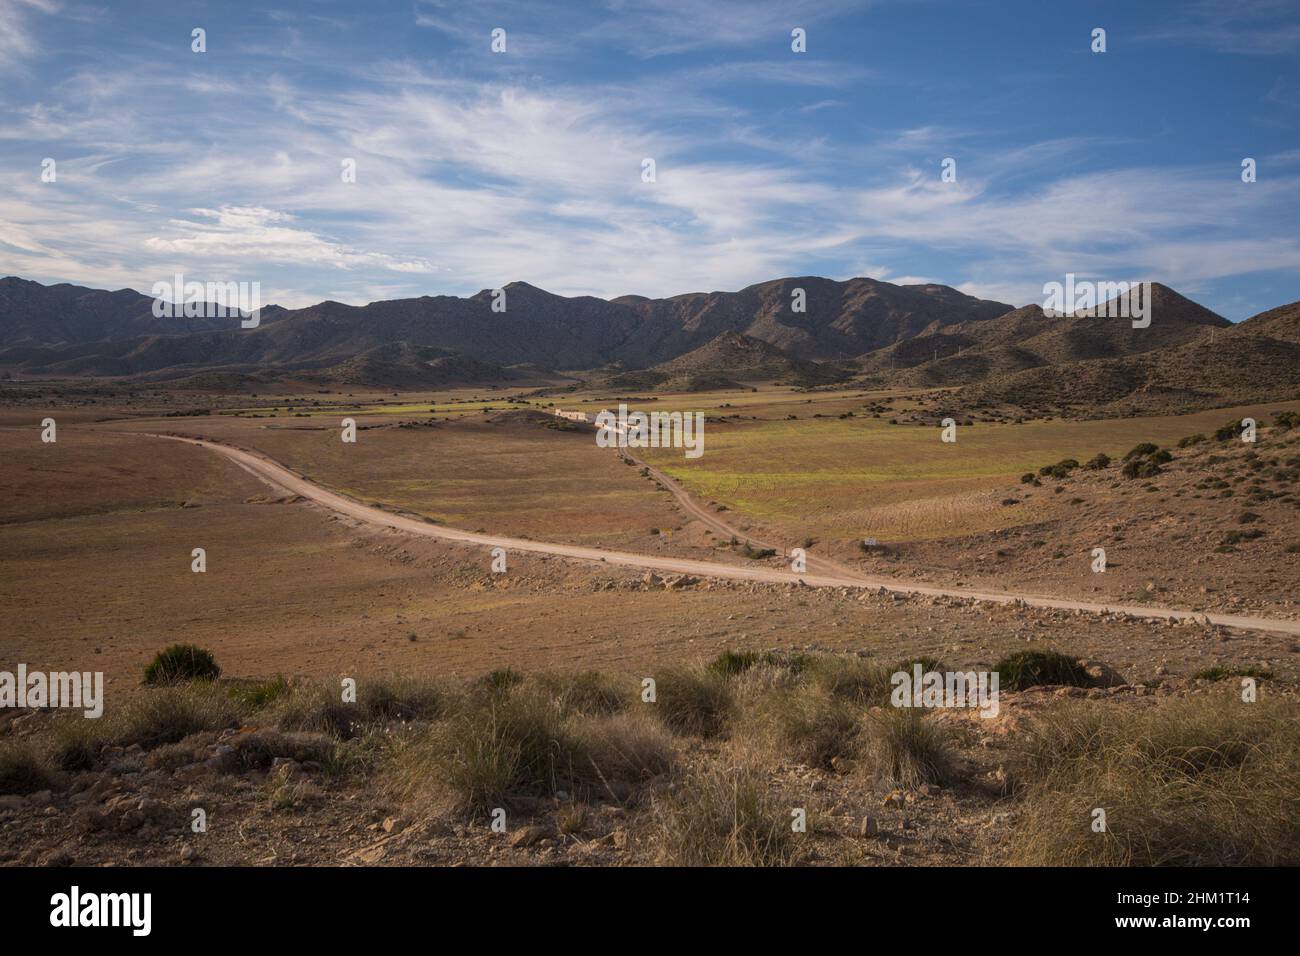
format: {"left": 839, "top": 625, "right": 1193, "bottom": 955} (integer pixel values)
{"left": 0, "top": 0, "right": 1297, "bottom": 320}
{"left": 1143, "top": 0, "right": 1300, "bottom": 55}
{"left": 0, "top": 0, "right": 58, "bottom": 71}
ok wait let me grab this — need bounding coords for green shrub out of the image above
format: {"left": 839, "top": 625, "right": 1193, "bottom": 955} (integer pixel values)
{"left": 705, "top": 649, "right": 808, "bottom": 678}
{"left": 1221, "top": 528, "right": 1265, "bottom": 546}
{"left": 227, "top": 676, "right": 290, "bottom": 709}
{"left": 1272, "top": 411, "right": 1299, "bottom": 430}
{"left": 1082, "top": 453, "right": 1111, "bottom": 470}
{"left": 143, "top": 644, "right": 220, "bottom": 686}
{"left": 994, "top": 650, "right": 1094, "bottom": 690}
{"left": 1123, "top": 442, "right": 1158, "bottom": 461}
{"left": 1122, "top": 458, "right": 1161, "bottom": 480}
{"left": 1038, "top": 458, "right": 1079, "bottom": 479}
{"left": 1214, "top": 421, "right": 1243, "bottom": 442}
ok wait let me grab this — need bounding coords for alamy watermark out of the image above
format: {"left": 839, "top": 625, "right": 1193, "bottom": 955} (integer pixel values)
{"left": 50, "top": 886, "right": 150, "bottom": 936}
{"left": 890, "top": 663, "right": 999, "bottom": 718}
{"left": 1, "top": 665, "right": 103, "bottom": 718}
{"left": 151, "top": 273, "right": 261, "bottom": 328}
{"left": 1042, "top": 274, "right": 1151, "bottom": 328}
{"left": 595, "top": 403, "right": 705, "bottom": 459}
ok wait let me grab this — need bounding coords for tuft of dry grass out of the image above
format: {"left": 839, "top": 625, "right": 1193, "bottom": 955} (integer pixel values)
{"left": 272, "top": 676, "right": 446, "bottom": 739}
{"left": 1003, "top": 693, "right": 1300, "bottom": 865}
{"left": 804, "top": 655, "right": 945, "bottom": 707}
{"left": 112, "top": 685, "right": 243, "bottom": 749}
{"left": 651, "top": 665, "right": 734, "bottom": 738}
{"left": 739, "top": 683, "right": 864, "bottom": 770}
{"left": 858, "top": 707, "right": 956, "bottom": 790}
{"left": 46, "top": 684, "right": 242, "bottom": 768}
{"left": 652, "top": 762, "right": 802, "bottom": 866}
{"left": 0, "top": 741, "right": 59, "bottom": 795}
{"left": 568, "top": 710, "right": 675, "bottom": 793}
{"left": 533, "top": 670, "right": 631, "bottom": 717}
{"left": 385, "top": 680, "right": 674, "bottom": 816}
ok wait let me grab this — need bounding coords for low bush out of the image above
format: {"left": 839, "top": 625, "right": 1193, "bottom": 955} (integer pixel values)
{"left": 1123, "top": 442, "right": 1158, "bottom": 461}
{"left": 143, "top": 644, "right": 220, "bottom": 686}
{"left": 994, "top": 650, "right": 1094, "bottom": 690}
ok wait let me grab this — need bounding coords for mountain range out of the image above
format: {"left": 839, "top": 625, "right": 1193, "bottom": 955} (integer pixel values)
{"left": 2, "top": 274, "right": 1298, "bottom": 414}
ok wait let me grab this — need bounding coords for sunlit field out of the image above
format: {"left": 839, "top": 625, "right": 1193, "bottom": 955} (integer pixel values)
{"left": 638, "top": 396, "right": 1300, "bottom": 542}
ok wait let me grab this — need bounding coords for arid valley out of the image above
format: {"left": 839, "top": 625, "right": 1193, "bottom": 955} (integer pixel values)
{"left": 2, "top": 284, "right": 1298, "bottom": 868}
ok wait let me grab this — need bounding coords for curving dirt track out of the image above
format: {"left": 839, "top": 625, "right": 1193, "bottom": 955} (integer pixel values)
{"left": 152, "top": 433, "right": 1300, "bottom": 638}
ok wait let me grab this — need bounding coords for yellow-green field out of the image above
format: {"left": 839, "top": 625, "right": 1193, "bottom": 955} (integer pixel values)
{"left": 97, "top": 384, "right": 1300, "bottom": 548}
{"left": 638, "top": 397, "right": 1300, "bottom": 541}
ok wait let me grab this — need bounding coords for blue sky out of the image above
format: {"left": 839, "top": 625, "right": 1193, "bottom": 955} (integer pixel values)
{"left": 1, "top": 0, "right": 1298, "bottom": 319}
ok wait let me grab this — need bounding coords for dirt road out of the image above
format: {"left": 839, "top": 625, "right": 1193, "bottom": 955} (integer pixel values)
{"left": 157, "top": 433, "right": 1300, "bottom": 638}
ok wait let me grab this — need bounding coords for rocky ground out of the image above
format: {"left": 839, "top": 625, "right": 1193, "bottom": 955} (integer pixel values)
{"left": 2, "top": 655, "right": 1294, "bottom": 867}
{"left": 825, "top": 421, "right": 1300, "bottom": 615}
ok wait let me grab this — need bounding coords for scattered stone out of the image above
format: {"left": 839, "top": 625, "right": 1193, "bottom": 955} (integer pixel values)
{"left": 508, "top": 825, "right": 549, "bottom": 848}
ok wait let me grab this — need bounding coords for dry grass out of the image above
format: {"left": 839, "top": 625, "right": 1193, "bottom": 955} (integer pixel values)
{"left": 48, "top": 684, "right": 242, "bottom": 766}
{"left": 652, "top": 762, "right": 802, "bottom": 866}
{"left": 740, "top": 683, "right": 864, "bottom": 770}
{"left": 4, "top": 655, "right": 1294, "bottom": 867}
{"left": 532, "top": 670, "right": 631, "bottom": 717}
{"left": 385, "top": 679, "right": 674, "bottom": 816}
{"left": 651, "top": 665, "right": 735, "bottom": 738}
{"left": 858, "top": 707, "right": 956, "bottom": 790}
{"left": 271, "top": 676, "right": 446, "bottom": 739}
{"left": 1003, "top": 693, "right": 1300, "bottom": 865}
{"left": 0, "top": 741, "right": 60, "bottom": 795}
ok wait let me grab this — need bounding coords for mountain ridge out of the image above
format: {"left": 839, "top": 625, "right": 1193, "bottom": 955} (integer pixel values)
{"left": 0, "top": 274, "right": 1015, "bottom": 378}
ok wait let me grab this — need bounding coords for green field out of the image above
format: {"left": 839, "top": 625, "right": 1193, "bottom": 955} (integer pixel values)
{"left": 638, "top": 397, "right": 1300, "bottom": 541}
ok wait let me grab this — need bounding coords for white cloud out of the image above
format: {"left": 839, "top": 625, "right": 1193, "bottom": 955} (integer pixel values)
{"left": 1, "top": 21, "right": 1296, "bottom": 314}
{"left": 0, "top": 0, "right": 58, "bottom": 71}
